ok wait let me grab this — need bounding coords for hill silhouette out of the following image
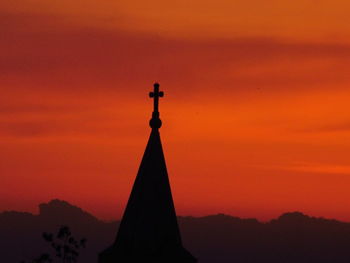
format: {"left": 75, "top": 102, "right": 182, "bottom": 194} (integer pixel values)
{"left": 1, "top": 200, "right": 350, "bottom": 263}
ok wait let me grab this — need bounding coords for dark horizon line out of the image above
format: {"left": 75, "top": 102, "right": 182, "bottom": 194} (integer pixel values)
{"left": 1, "top": 198, "right": 347, "bottom": 225}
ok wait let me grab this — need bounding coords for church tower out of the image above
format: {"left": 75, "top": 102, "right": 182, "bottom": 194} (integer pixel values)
{"left": 99, "top": 83, "right": 197, "bottom": 263}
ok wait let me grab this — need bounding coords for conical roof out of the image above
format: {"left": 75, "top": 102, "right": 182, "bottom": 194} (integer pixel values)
{"left": 99, "top": 83, "right": 197, "bottom": 263}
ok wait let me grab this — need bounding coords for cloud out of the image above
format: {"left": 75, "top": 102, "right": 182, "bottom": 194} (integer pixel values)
{"left": 0, "top": 104, "right": 83, "bottom": 114}
{"left": 293, "top": 121, "right": 350, "bottom": 133}
{"left": 0, "top": 121, "right": 54, "bottom": 137}
{"left": 287, "top": 163, "right": 350, "bottom": 175}
{"left": 0, "top": 100, "right": 149, "bottom": 139}
{"left": 264, "top": 163, "right": 350, "bottom": 175}
{"left": 1, "top": 11, "right": 350, "bottom": 140}
{"left": 1, "top": 11, "right": 350, "bottom": 97}
{"left": 314, "top": 122, "right": 350, "bottom": 133}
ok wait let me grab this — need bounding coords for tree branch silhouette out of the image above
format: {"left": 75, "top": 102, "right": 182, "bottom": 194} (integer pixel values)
{"left": 21, "top": 225, "right": 87, "bottom": 263}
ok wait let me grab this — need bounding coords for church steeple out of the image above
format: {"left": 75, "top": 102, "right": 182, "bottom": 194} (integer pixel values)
{"left": 99, "top": 83, "right": 197, "bottom": 263}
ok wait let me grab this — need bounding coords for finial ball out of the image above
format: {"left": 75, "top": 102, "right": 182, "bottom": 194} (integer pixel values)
{"left": 150, "top": 117, "right": 162, "bottom": 129}
{"left": 154, "top": 82, "right": 160, "bottom": 88}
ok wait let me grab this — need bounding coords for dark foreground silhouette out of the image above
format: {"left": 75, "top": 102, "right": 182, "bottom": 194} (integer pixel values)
{"left": 1, "top": 199, "right": 350, "bottom": 263}
{"left": 21, "top": 225, "right": 87, "bottom": 263}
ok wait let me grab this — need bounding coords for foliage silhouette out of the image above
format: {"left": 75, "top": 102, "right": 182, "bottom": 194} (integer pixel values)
{"left": 20, "top": 253, "right": 52, "bottom": 263}
{"left": 21, "top": 225, "right": 86, "bottom": 263}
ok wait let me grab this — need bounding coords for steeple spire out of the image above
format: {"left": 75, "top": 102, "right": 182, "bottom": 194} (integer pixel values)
{"left": 99, "top": 83, "right": 197, "bottom": 263}
{"left": 149, "top": 82, "right": 164, "bottom": 129}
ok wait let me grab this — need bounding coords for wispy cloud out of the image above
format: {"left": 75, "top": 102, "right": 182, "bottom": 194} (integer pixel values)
{"left": 306, "top": 122, "right": 350, "bottom": 133}
{"left": 268, "top": 163, "right": 350, "bottom": 175}
{"left": 1, "top": 12, "right": 350, "bottom": 97}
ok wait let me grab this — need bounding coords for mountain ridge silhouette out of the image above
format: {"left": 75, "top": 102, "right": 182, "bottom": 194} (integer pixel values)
{"left": 2, "top": 199, "right": 350, "bottom": 263}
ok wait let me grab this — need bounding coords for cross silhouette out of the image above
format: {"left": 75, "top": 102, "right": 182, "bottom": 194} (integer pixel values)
{"left": 149, "top": 83, "right": 164, "bottom": 113}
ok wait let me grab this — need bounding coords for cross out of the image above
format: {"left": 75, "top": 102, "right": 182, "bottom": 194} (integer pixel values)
{"left": 149, "top": 83, "right": 164, "bottom": 113}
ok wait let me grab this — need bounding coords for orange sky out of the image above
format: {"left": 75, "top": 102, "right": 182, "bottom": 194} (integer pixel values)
{"left": 1, "top": 0, "right": 350, "bottom": 222}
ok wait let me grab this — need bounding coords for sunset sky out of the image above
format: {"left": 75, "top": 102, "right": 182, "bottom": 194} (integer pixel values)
{"left": 1, "top": 0, "right": 350, "bottom": 222}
